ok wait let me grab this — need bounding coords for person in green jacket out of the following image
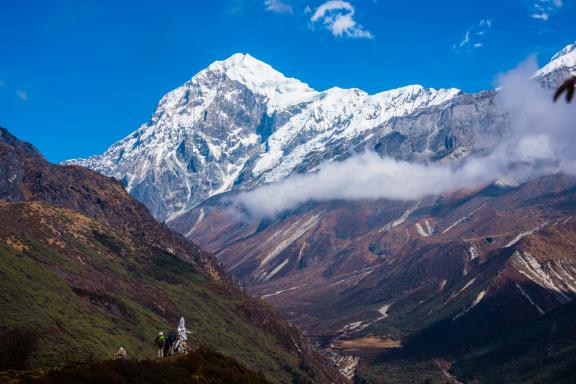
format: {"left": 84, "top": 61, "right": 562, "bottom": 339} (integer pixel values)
{"left": 155, "top": 331, "right": 166, "bottom": 358}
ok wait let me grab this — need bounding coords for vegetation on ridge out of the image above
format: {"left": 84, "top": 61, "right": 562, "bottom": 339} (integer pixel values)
{"left": 1, "top": 347, "right": 272, "bottom": 384}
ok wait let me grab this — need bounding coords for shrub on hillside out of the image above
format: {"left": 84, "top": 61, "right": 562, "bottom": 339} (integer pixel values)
{"left": 24, "top": 346, "right": 271, "bottom": 384}
{"left": 0, "top": 328, "right": 40, "bottom": 371}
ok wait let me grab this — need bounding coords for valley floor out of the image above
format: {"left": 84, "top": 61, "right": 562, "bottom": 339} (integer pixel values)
{"left": 181, "top": 175, "right": 576, "bottom": 383}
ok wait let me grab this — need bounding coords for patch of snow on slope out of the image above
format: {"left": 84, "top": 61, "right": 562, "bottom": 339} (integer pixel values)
{"left": 469, "top": 245, "right": 480, "bottom": 261}
{"left": 297, "top": 241, "right": 307, "bottom": 261}
{"left": 378, "top": 205, "right": 420, "bottom": 233}
{"left": 425, "top": 219, "right": 433, "bottom": 235}
{"left": 260, "top": 286, "right": 301, "bottom": 299}
{"left": 549, "top": 261, "right": 576, "bottom": 294}
{"left": 512, "top": 251, "right": 571, "bottom": 301}
{"left": 392, "top": 204, "right": 420, "bottom": 228}
{"left": 494, "top": 177, "right": 520, "bottom": 188}
{"left": 442, "top": 202, "right": 488, "bottom": 234}
{"left": 504, "top": 222, "right": 548, "bottom": 248}
{"left": 416, "top": 219, "right": 433, "bottom": 237}
{"left": 185, "top": 208, "right": 205, "bottom": 237}
{"left": 439, "top": 279, "right": 447, "bottom": 291}
{"left": 339, "top": 303, "right": 392, "bottom": 336}
{"left": 516, "top": 283, "right": 545, "bottom": 315}
{"left": 262, "top": 259, "right": 290, "bottom": 282}
{"left": 378, "top": 304, "right": 391, "bottom": 317}
{"left": 451, "top": 277, "right": 477, "bottom": 299}
{"left": 453, "top": 290, "right": 486, "bottom": 321}
{"left": 415, "top": 222, "right": 428, "bottom": 237}
{"left": 258, "top": 213, "right": 322, "bottom": 269}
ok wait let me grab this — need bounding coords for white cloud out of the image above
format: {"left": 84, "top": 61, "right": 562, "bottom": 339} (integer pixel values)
{"left": 236, "top": 153, "right": 498, "bottom": 218}
{"left": 15, "top": 90, "right": 28, "bottom": 101}
{"left": 265, "top": 0, "right": 292, "bottom": 14}
{"left": 310, "top": 1, "right": 374, "bottom": 39}
{"left": 527, "top": 0, "right": 563, "bottom": 21}
{"left": 453, "top": 18, "right": 492, "bottom": 52}
{"left": 235, "top": 59, "right": 576, "bottom": 218}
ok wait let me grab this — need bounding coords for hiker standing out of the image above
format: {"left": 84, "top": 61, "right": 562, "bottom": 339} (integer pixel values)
{"left": 167, "top": 331, "right": 177, "bottom": 356}
{"left": 155, "top": 331, "right": 166, "bottom": 358}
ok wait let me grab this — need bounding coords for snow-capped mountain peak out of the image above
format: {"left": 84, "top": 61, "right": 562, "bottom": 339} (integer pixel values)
{"left": 536, "top": 41, "right": 576, "bottom": 78}
{"left": 202, "top": 53, "right": 318, "bottom": 110}
{"left": 551, "top": 41, "right": 576, "bottom": 61}
{"left": 66, "top": 42, "right": 575, "bottom": 221}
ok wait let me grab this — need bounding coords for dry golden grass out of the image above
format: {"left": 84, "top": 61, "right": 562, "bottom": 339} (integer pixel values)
{"left": 5, "top": 237, "right": 28, "bottom": 252}
{"left": 333, "top": 336, "right": 402, "bottom": 351}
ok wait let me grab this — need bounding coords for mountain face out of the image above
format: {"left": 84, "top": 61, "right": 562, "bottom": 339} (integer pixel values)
{"left": 0, "top": 127, "right": 344, "bottom": 384}
{"left": 66, "top": 44, "right": 575, "bottom": 223}
{"left": 67, "top": 54, "right": 501, "bottom": 222}
{"left": 172, "top": 173, "right": 576, "bottom": 382}
{"left": 65, "top": 41, "right": 576, "bottom": 382}
{"left": 1, "top": 127, "right": 222, "bottom": 280}
{"left": 535, "top": 41, "right": 576, "bottom": 90}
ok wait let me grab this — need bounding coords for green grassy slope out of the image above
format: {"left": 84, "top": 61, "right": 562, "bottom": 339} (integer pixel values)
{"left": 0, "top": 126, "right": 342, "bottom": 383}
{"left": 0, "top": 201, "right": 332, "bottom": 383}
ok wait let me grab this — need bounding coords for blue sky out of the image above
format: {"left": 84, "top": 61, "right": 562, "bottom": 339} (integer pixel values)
{"left": 1, "top": 0, "right": 575, "bottom": 162}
